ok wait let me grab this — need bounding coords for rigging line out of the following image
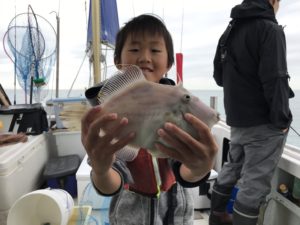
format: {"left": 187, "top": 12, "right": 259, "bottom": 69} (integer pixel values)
{"left": 50, "top": 56, "right": 56, "bottom": 100}
{"left": 102, "top": 46, "right": 109, "bottom": 80}
{"left": 57, "top": 0, "right": 61, "bottom": 16}
{"left": 152, "top": 0, "right": 155, "bottom": 14}
{"left": 14, "top": 0, "right": 17, "bottom": 104}
{"left": 84, "top": 0, "right": 88, "bottom": 33}
{"left": 27, "top": 5, "right": 42, "bottom": 104}
{"left": 67, "top": 51, "right": 88, "bottom": 97}
{"left": 50, "top": 10, "right": 60, "bottom": 98}
{"left": 89, "top": 58, "right": 92, "bottom": 88}
{"left": 161, "top": 0, "right": 164, "bottom": 21}
{"left": 180, "top": 2, "right": 184, "bottom": 53}
{"left": 132, "top": 0, "right": 135, "bottom": 17}
{"left": 290, "top": 126, "right": 300, "bottom": 137}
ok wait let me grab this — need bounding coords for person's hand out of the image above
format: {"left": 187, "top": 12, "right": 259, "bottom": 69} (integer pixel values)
{"left": 81, "top": 106, "right": 135, "bottom": 176}
{"left": 156, "top": 113, "right": 218, "bottom": 181}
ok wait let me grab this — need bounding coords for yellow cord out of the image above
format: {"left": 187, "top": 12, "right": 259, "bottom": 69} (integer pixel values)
{"left": 152, "top": 157, "right": 161, "bottom": 198}
{"left": 156, "top": 184, "right": 161, "bottom": 198}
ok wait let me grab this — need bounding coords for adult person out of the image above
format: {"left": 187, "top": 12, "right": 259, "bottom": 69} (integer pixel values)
{"left": 209, "top": 0, "right": 294, "bottom": 225}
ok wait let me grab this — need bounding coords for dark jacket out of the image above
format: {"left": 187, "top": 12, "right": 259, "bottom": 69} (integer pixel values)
{"left": 213, "top": 0, "right": 294, "bottom": 129}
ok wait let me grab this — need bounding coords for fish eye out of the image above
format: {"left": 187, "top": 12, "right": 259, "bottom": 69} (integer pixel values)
{"left": 182, "top": 94, "right": 191, "bottom": 103}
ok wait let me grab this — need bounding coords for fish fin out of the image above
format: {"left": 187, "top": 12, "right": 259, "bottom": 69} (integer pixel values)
{"left": 176, "top": 81, "right": 184, "bottom": 88}
{"left": 97, "top": 65, "right": 145, "bottom": 103}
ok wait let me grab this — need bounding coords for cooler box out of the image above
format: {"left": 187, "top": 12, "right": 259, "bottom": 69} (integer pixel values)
{"left": 0, "top": 134, "right": 49, "bottom": 224}
{"left": 52, "top": 131, "right": 86, "bottom": 160}
{"left": 76, "top": 154, "right": 92, "bottom": 202}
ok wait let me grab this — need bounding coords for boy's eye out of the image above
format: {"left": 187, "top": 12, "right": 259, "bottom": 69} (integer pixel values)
{"left": 152, "top": 49, "right": 161, "bottom": 53}
{"left": 129, "top": 48, "right": 139, "bottom": 52}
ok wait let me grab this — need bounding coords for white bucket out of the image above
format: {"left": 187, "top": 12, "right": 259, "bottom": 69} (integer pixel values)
{"left": 7, "top": 189, "right": 74, "bottom": 225}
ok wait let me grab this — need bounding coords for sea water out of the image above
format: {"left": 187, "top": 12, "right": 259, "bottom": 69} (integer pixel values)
{"left": 3, "top": 88, "right": 300, "bottom": 148}
{"left": 190, "top": 89, "right": 300, "bottom": 148}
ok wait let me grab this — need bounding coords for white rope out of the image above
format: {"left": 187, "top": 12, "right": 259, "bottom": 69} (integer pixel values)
{"left": 180, "top": 2, "right": 184, "bottom": 53}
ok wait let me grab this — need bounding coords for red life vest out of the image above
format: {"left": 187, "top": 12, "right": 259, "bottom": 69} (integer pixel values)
{"left": 125, "top": 148, "right": 176, "bottom": 196}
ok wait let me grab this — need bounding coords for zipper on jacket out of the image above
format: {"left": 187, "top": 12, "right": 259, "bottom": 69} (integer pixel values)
{"left": 150, "top": 197, "right": 155, "bottom": 225}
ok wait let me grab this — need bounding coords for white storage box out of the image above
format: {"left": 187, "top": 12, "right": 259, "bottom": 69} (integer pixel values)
{"left": 52, "top": 131, "right": 86, "bottom": 160}
{"left": 76, "top": 154, "right": 91, "bottom": 202}
{"left": 0, "top": 134, "right": 49, "bottom": 214}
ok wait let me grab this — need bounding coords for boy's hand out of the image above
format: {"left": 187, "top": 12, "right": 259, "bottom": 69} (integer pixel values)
{"left": 156, "top": 113, "right": 218, "bottom": 182}
{"left": 81, "top": 106, "right": 135, "bottom": 176}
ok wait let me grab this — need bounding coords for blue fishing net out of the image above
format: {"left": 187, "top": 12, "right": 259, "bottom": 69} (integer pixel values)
{"left": 3, "top": 5, "right": 56, "bottom": 103}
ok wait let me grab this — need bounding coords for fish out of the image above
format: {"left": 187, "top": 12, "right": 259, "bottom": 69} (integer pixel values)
{"left": 95, "top": 65, "right": 220, "bottom": 159}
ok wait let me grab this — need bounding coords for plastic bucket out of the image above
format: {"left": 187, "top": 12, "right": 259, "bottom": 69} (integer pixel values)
{"left": 80, "top": 182, "right": 111, "bottom": 224}
{"left": 67, "top": 205, "right": 91, "bottom": 225}
{"left": 80, "top": 182, "right": 111, "bottom": 210}
{"left": 7, "top": 188, "right": 74, "bottom": 225}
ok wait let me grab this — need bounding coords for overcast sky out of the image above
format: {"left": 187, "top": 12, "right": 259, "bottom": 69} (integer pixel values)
{"left": 0, "top": 0, "right": 299, "bottom": 94}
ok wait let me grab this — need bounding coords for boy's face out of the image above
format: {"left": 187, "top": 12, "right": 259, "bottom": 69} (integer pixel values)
{"left": 119, "top": 32, "right": 170, "bottom": 83}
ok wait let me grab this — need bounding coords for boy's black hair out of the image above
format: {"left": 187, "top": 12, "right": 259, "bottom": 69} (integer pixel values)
{"left": 114, "top": 14, "right": 174, "bottom": 68}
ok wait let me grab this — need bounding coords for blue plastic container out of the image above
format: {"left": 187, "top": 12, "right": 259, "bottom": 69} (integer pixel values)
{"left": 43, "top": 155, "right": 80, "bottom": 197}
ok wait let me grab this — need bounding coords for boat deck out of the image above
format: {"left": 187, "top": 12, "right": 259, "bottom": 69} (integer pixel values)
{"left": 194, "top": 210, "right": 210, "bottom": 225}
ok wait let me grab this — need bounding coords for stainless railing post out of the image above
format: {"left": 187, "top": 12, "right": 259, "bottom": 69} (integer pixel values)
{"left": 210, "top": 96, "right": 218, "bottom": 111}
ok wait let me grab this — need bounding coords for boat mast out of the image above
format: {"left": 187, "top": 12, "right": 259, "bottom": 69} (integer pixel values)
{"left": 91, "top": 0, "right": 101, "bottom": 84}
{"left": 176, "top": 3, "right": 184, "bottom": 84}
{"left": 55, "top": 13, "right": 60, "bottom": 98}
{"left": 14, "top": 2, "right": 17, "bottom": 104}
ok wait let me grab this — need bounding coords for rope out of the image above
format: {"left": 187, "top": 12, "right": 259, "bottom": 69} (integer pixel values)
{"left": 180, "top": 2, "right": 184, "bottom": 53}
{"left": 290, "top": 126, "right": 300, "bottom": 137}
{"left": 67, "top": 51, "right": 88, "bottom": 97}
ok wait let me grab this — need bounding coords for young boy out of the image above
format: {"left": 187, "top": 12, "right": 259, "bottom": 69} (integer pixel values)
{"left": 81, "top": 14, "right": 218, "bottom": 225}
